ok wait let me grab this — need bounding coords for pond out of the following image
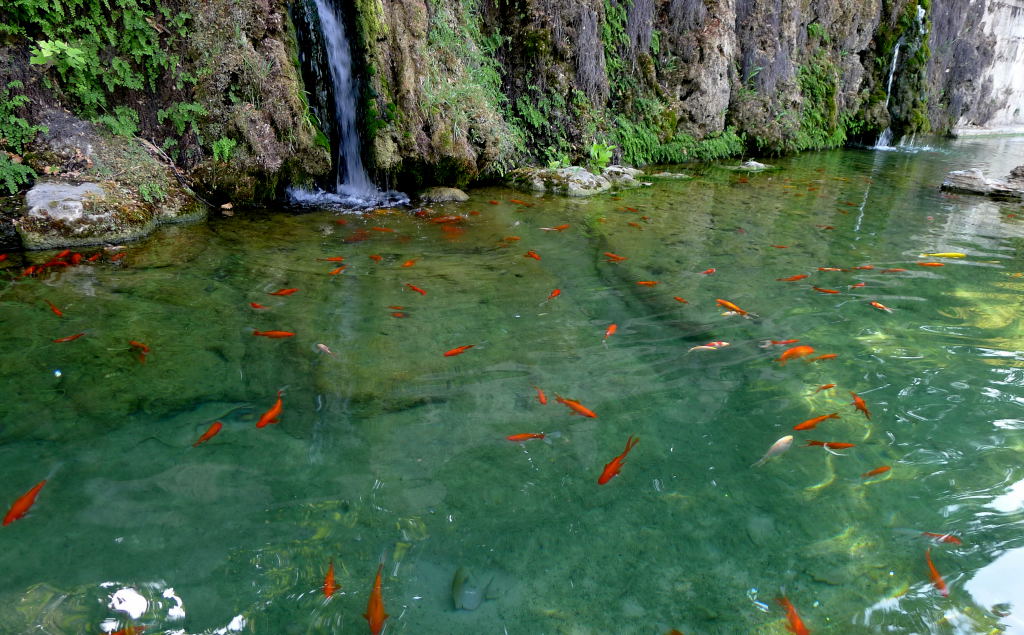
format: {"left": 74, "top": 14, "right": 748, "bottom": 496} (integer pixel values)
{"left": 1, "top": 136, "right": 1023, "bottom": 634}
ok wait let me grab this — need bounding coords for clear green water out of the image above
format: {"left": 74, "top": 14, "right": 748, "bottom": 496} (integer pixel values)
{"left": 2, "top": 138, "right": 1024, "bottom": 635}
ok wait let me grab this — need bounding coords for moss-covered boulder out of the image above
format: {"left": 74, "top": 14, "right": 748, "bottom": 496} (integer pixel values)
{"left": 507, "top": 166, "right": 611, "bottom": 197}
{"left": 15, "top": 108, "right": 206, "bottom": 249}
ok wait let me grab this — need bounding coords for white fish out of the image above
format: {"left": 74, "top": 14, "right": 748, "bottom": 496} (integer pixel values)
{"left": 316, "top": 343, "right": 334, "bottom": 356}
{"left": 688, "top": 341, "right": 730, "bottom": 353}
{"left": 752, "top": 435, "right": 793, "bottom": 467}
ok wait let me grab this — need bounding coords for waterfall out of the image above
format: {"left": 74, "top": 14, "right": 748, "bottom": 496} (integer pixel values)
{"left": 873, "top": 39, "right": 903, "bottom": 149}
{"left": 289, "top": 0, "right": 407, "bottom": 208}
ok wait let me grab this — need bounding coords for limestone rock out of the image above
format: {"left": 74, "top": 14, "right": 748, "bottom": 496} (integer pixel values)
{"left": 941, "top": 168, "right": 1024, "bottom": 200}
{"left": 942, "top": 169, "right": 992, "bottom": 195}
{"left": 506, "top": 166, "right": 611, "bottom": 197}
{"left": 601, "top": 165, "right": 644, "bottom": 188}
{"left": 17, "top": 181, "right": 156, "bottom": 250}
{"left": 419, "top": 186, "right": 469, "bottom": 203}
{"left": 25, "top": 182, "right": 105, "bottom": 222}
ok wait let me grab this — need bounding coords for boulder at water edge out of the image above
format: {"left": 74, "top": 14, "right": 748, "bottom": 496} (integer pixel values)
{"left": 506, "top": 166, "right": 611, "bottom": 197}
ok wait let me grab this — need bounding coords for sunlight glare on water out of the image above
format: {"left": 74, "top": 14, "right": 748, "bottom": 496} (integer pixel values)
{"left": 1, "top": 136, "right": 1023, "bottom": 634}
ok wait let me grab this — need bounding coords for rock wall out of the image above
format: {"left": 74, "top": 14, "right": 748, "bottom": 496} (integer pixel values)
{"left": 347, "top": 0, "right": 959, "bottom": 188}
{"left": 927, "top": 0, "right": 1024, "bottom": 133}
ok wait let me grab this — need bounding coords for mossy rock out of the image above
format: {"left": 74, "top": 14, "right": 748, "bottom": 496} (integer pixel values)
{"left": 506, "top": 166, "right": 611, "bottom": 197}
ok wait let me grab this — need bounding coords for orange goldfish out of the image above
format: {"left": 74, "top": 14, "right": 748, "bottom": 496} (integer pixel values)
{"left": 129, "top": 340, "right": 150, "bottom": 363}
{"left": 771, "top": 245, "right": 789, "bottom": 248}
{"left": 507, "top": 433, "right": 546, "bottom": 442}
{"left": 818, "top": 267, "right": 844, "bottom": 271}
{"left": 250, "top": 302, "right": 270, "bottom": 309}
{"left": 318, "top": 257, "right": 346, "bottom": 262}
{"left": 540, "top": 224, "right": 569, "bottom": 231}
{"left": 256, "top": 391, "right": 283, "bottom": 428}
{"left": 509, "top": 199, "right": 532, "bottom": 206}
{"left": 688, "top": 341, "right": 730, "bottom": 352}
{"left": 851, "top": 265, "right": 874, "bottom": 270}
{"left": 700, "top": 268, "right": 716, "bottom": 274}
{"left": 869, "top": 301, "right": 893, "bottom": 313}
{"left": 604, "top": 252, "right": 627, "bottom": 262}
{"left": 110, "top": 252, "right": 127, "bottom": 262}
{"left": 776, "top": 596, "right": 810, "bottom": 635}
{"left": 3, "top": 479, "right": 47, "bottom": 525}
{"left": 804, "top": 440, "right": 855, "bottom": 449}
{"left": 555, "top": 394, "right": 597, "bottom": 418}
{"left": 673, "top": 296, "right": 688, "bottom": 304}
{"left": 524, "top": 250, "right": 541, "bottom": 260}
{"left": 109, "top": 625, "right": 146, "bottom": 635}
{"left": 776, "top": 274, "right": 808, "bottom": 281}
{"left": 603, "top": 324, "right": 617, "bottom": 341}
{"left": 636, "top": 280, "right": 659, "bottom": 286}
{"left": 850, "top": 391, "right": 871, "bottom": 419}
{"left": 813, "top": 383, "right": 836, "bottom": 393}
{"left": 369, "top": 254, "right": 383, "bottom": 262}
{"left": 370, "top": 226, "right": 394, "bottom": 233}
{"left": 546, "top": 288, "right": 561, "bottom": 301}
{"left": 53, "top": 333, "right": 85, "bottom": 343}
{"left": 405, "top": 283, "right": 426, "bottom": 295}
{"left": 862, "top": 465, "right": 891, "bottom": 478}
{"left": 881, "top": 268, "right": 907, "bottom": 273}
{"left": 715, "top": 298, "right": 750, "bottom": 316}
{"left": 918, "top": 262, "right": 945, "bottom": 267}
{"left": 192, "top": 421, "right": 223, "bottom": 447}
{"left": 444, "top": 344, "right": 475, "bottom": 357}
{"left": 806, "top": 353, "right": 837, "bottom": 362}
{"left": 253, "top": 330, "right": 295, "bottom": 338}
{"left": 503, "top": 236, "right": 521, "bottom": 242}
{"left": 776, "top": 345, "right": 815, "bottom": 365}
{"left": 401, "top": 259, "right": 416, "bottom": 268}
{"left": 760, "top": 339, "right": 800, "bottom": 347}
{"left": 627, "top": 221, "right": 643, "bottom": 229}
{"left": 811, "top": 286, "right": 840, "bottom": 294}
{"left": 268, "top": 288, "right": 299, "bottom": 296}
{"left": 922, "top": 532, "right": 962, "bottom": 545}
{"left": 793, "top": 412, "right": 840, "bottom": 431}
{"left": 328, "top": 266, "right": 346, "bottom": 275}
{"left": 364, "top": 564, "right": 388, "bottom": 634}
{"left": 533, "top": 386, "right": 548, "bottom": 405}
{"left": 46, "top": 300, "right": 63, "bottom": 317}
{"left": 850, "top": 282, "right": 866, "bottom": 288}
{"left": 597, "top": 436, "right": 639, "bottom": 484}
{"left": 925, "top": 548, "right": 949, "bottom": 596}
{"left": 324, "top": 560, "right": 337, "bottom": 598}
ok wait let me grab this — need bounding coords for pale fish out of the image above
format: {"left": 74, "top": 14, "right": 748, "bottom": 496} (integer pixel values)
{"left": 316, "top": 343, "right": 334, "bottom": 356}
{"left": 752, "top": 435, "right": 794, "bottom": 467}
{"left": 688, "top": 341, "right": 730, "bottom": 353}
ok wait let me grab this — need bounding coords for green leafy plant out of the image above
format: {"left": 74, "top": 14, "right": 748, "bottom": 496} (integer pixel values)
{"left": 588, "top": 142, "right": 616, "bottom": 171}
{"left": 212, "top": 137, "right": 237, "bottom": 162}
{"left": 157, "top": 102, "right": 208, "bottom": 136}
{"left": 95, "top": 106, "right": 140, "bottom": 137}
{"left": 0, "top": 81, "right": 48, "bottom": 194}
{"left": 138, "top": 182, "right": 167, "bottom": 203}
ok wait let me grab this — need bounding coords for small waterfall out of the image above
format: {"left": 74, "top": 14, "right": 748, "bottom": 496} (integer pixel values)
{"left": 873, "top": 39, "right": 903, "bottom": 149}
{"left": 290, "top": 0, "right": 407, "bottom": 208}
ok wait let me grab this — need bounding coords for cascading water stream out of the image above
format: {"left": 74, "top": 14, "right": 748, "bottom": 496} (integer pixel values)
{"left": 874, "top": 39, "right": 903, "bottom": 148}
{"left": 289, "top": 0, "right": 407, "bottom": 208}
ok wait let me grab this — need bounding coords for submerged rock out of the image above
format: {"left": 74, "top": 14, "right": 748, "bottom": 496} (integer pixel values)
{"left": 724, "top": 160, "right": 774, "bottom": 172}
{"left": 419, "top": 186, "right": 469, "bottom": 203}
{"left": 506, "top": 166, "right": 611, "bottom": 197}
{"left": 451, "top": 566, "right": 492, "bottom": 610}
{"left": 941, "top": 167, "right": 1024, "bottom": 200}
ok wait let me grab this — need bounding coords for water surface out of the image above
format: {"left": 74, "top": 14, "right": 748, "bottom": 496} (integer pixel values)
{"left": 1, "top": 137, "right": 1023, "bottom": 634}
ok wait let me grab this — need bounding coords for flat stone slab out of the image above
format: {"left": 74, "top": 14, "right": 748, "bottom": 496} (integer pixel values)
{"left": 601, "top": 165, "right": 644, "bottom": 188}
{"left": 25, "top": 182, "right": 106, "bottom": 222}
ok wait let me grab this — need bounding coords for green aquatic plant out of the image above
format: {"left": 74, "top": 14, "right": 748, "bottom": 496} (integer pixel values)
{"left": 588, "top": 141, "right": 616, "bottom": 171}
